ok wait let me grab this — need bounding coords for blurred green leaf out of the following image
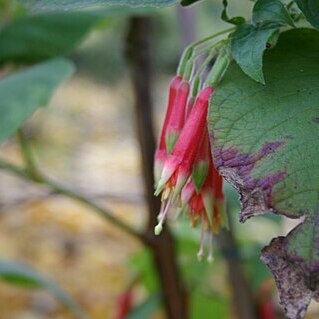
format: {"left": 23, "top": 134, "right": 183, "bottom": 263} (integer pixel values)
{"left": 242, "top": 244, "right": 272, "bottom": 291}
{"left": 0, "top": 258, "right": 88, "bottom": 319}
{"left": 295, "top": 0, "right": 319, "bottom": 29}
{"left": 22, "top": 0, "right": 177, "bottom": 11}
{"left": 190, "top": 292, "right": 230, "bottom": 319}
{"left": 231, "top": 23, "right": 278, "bottom": 84}
{"left": 172, "top": 221, "right": 214, "bottom": 289}
{"left": 125, "top": 294, "right": 161, "bottom": 319}
{"left": 252, "top": 0, "right": 294, "bottom": 27}
{"left": 130, "top": 249, "right": 159, "bottom": 293}
{"left": 0, "top": 58, "right": 74, "bottom": 144}
{"left": 0, "top": 12, "right": 101, "bottom": 64}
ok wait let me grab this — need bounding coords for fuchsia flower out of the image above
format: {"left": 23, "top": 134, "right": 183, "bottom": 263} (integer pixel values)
{"left": 155, "top": 86, "right": 214, "bottom": 197}
{"left": 152, "top": 29, "right": 234, "bottom": 260}
{"left": 154, "top": 78, "right": 227, "bottom": 261}
{"left": 165, "top": 81, "right": 190, "bottom": 154}
{"left": 154, "top": 76, "right": 186, "bottom": 185}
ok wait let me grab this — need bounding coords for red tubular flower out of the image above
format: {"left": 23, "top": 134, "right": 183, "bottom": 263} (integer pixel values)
{"left": 178, "top": 147, "right": 227, "bottom": 259}
{"left": 154, "top": 80, "right": 227, "bottom": 261}
{"left": 114, "top": 290, "right": 133, "bottom": 319}
{"left": 192, "top": 128, "right": 210, "bottom": 194}
{"left": 154, "top": 86, "right": 214, "bottom": 236}
{"left": 154, "top": 76, "right": 183, "bottom": 185}
{"left": 184, "top": 96, "right": 195, "bottom": 121}
{"left": 180, "top": 178, "right": 196, "bottom": 207}
{"left": 165, "top": 81, "right": 190, "bottom": 154}
{"left": 155, "top": 86, "right": 214, "bottom": 197}
{"left": 154, "top": 34, "right": 232, "bottom": 261}
{"left": 182, "top": 164, "right": 214, "bottom": 229}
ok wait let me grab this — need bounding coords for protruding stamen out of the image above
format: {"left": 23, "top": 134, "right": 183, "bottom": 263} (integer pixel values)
{"left": 157, "top": 197, "right": 168, "bottom": 222}
{"left": 161, "top": 186, "right": 171, "bottom": 202}
{"left": 154, "top": 195, "right": 172, "bottom": 236}
{"left": 154, "top": 224, "right": 163, "bottom": 236}
{"left": 207, "top": 231, "right": 215, "bottom": 263}
{"left": 197, "top": 219, "right": 206, "bottom": 261}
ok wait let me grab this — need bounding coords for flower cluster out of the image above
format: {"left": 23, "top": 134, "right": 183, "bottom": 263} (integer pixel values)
{"left": 154, "top": 71, "right": 228, "bottom": 261}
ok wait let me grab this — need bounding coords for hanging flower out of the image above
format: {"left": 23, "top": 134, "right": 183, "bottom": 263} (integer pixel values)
{"left": 154, "top": 76, "right": 189, "bottom": 186}
{"left": 154, "top": 35, "right": 232, "bottom": 261}
{"left": 155, "top": 86, "right": 213, "bottom": 198}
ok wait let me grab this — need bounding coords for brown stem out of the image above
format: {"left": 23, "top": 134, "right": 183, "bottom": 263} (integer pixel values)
{"left": 125, "top": 17, "right": 188, "bottom": 319}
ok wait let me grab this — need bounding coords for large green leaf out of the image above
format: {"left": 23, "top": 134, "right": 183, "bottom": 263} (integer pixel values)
{"left": 0, "top": 58, "right": 74, "bottom": 143}
{"left": 295, "top": 0, "right": 319, "bottom": 29}
{"left": 252, "top": 0, "right": 294, "bottom": 26}
{"left": 0, "top": 259, "right": 88, "bottom": 319}
{"left": 209, "top": 28, "right": 319, "bottom": 319}
{"left": 231, "top": 23, "right": 279, "bottom": 84}
{"left": 22, "top": 0, "right": 177, "bottom": 10}
{"left": 0, "top": 12, "right": 101, "bottom": 64}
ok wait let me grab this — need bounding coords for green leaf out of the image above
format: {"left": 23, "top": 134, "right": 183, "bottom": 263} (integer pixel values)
{"left": 180, "top": 0, "right": 201, "bottom": 6}
{"left": 242, "top": 244, "right": 272, "bottom": 292}
{"left": 252, "top": 0, "right": 295, "bottom": 27}
{"left": 125, "top": 294, "right": 160, "bottom": 319}
{"left": 221, "top": 0, "right": 246, "bottom": 26}
{"left": 0, "top": 58, "right": 74, "bottom": 144}
{"left": 190, "top": 292, "right": 229, "bottom": 319}
{"left": 0, "top": 259, "right": 88, "bottom": 319}
{"left": 22, "top": 0, "right": 177, "bottom": 10}
{"left": 129, "top": 249, "right": 159, "bottom": 293}
{"left": 209, "top": 28, "right": 319, "bottom": 319}
{"left": 231, "top": 23, "right": 279, "bottom": 84}
{"left": 295, "top": 0, "right": 319, "bottom": 29}
{"left": 0, "top": 12, "right": 101, "bottom": 64}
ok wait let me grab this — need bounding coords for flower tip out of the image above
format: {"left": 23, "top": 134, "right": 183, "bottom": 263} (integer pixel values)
{"left": 154, "top": 224, "right": 163, "bottom": 236}
{"left": 154, "top": 181, "right": 166, "bottom": 197}
{"left": 154, "top": 164, "right": 175, "bottom": 196}
{"left": 172, "top": 173, "right": 188, "bottom": 201}
{"left": 154, "top": 186, "right": 163, "bottom": 197}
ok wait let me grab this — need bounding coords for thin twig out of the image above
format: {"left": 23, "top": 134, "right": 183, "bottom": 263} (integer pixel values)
{"left": 17, "top": 129, "right": 41, "bottom": 181}
{"left": 0, "top": 160, "right": 143, "bottom": 242}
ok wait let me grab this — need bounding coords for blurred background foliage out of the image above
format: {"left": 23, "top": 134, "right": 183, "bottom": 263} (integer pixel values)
{"left": 0, "top": 0, "right": 312, "bottom": 318}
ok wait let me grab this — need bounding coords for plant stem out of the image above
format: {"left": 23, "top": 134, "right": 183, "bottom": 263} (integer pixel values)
{"left": 125, "top": 17, "right": 188, "bottom": 319}
{"left": 0, "top": 159, "right": 143, "bottom": 242}
{"left": 17, "top": 129, "right": 42, "bottom": 181}
{"left": 177, "top": 26, "right": 235, "bottom": 76}
{"left": 207, "top": 46, "right": 232, "bottom": 87}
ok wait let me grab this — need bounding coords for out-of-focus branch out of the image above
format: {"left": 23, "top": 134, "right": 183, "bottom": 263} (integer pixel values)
{"left": 17, "top": 128, "right": 41, "bottom": 181}
{"left": 0, "top": 137, "right": 143, "bottom": 242}
{"left": 125, "top": 17, "right": 188, "bottom": 319}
